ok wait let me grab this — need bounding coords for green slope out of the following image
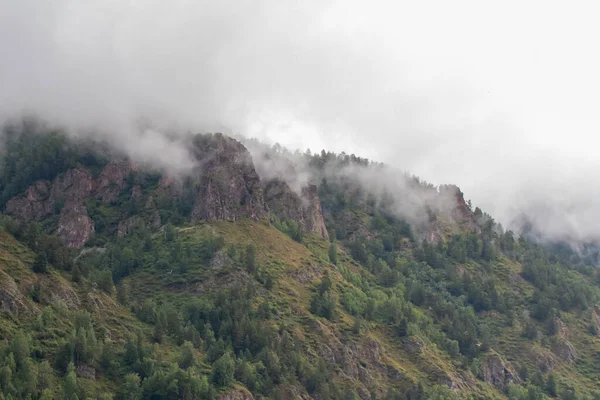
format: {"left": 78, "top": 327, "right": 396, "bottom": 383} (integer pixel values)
{"left": 0, "top": 129, "right": 600, "bottom": 400}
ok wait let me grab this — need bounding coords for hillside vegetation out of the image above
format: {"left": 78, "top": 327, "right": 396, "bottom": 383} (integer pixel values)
{"left": 0, "top": 125, "right": 599, "bottom": 399}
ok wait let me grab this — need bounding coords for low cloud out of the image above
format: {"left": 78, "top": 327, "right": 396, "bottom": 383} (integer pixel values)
{"left": 2, "top": 0, "right": 600, "bottom": 242}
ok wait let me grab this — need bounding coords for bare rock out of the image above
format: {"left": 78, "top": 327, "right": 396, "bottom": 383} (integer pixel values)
{"left": 438, "top": 185, "right": 480, "bottom": 234}
{"left": 552, "top": 338, "right": 576, "bottom": 364}
{"left": 210, "top": 251, "right": 234, "bottom": 269}
{"left": 58, "top": 203, "right": 95, "bottom": 248}
{"left": 339, "top": 210, "right": 374, "bottom": 241}
{"left": 481, "top": 353, "right": 520, "bottom": 392}
{"left": 276, "top": 384, "right": 314, "bottom": 400}
{"left": 96, "top": 161, "right": 133, "bottom": 203}
{"left": 358, "top": 365, "right": 374, "bottom": 387}
{"left": 6, "top": 168, "right": 96, "bottom": 248}
{"left": 592, "top": 306, "right": 600, "bottom": 337}
{"left": 402, "top": 336, "right": 425, "bottom": 355}
{"left": 131, "top": 185, "right": 143, "bottom": 200}
{"left": 217, "top": 388, "right": 255, "bottom": 400}
{"left": 357, "top": 387, "right": 372, "bottom": 400}
{"left": 300, "top": 184, "right": 329, "bottom": 239}
{"left": 117, "top": 216, "right": 138, "bottom": 237}
{"left": 0, "top": 270, "right": 32, "bottom": 316}
{"left": 53, "top": 169, "right": 96, "bottom": 248}
{"left": 553, "top": 317, "right": 570, "bottom": 339}
{"left": 264, "top": 179, "right": 329, "bottom": 239}
{"left": 156, "top": 176, "right": 184, "bottom": 198}
{"left": 5, "top": 180, "right": 53, "bottom": 220}
{"left": 52, "top": 168, "right": 94, "bottom": 202}
{"left": 190, "top": 134, "right": 267, "bottom": 222}
{"left": 150, "top": 210, "right": 162, "bottom": 229}
{"left": 39, "top": 276, "right": 80, "bottom": 309}
{"left": 533, "top": 348, "right": 558, "bottom": 372}
{"left": 76, "top": 364, "right": 96, "bottom": 380}
{"left": 318, "top": 343, "right": 337, "bottom": 364}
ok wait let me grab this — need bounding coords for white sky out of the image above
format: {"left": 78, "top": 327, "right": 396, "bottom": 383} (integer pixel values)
{"left": 1, "top": 0, "right": 599, "bottom": 240}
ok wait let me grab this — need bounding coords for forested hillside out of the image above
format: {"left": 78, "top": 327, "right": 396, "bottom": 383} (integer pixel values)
{"left": 0, "top": 124, "right": 599, "bottom": 400}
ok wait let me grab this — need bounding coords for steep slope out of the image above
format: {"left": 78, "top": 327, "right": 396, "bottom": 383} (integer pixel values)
{"left": 0, "top": 127, "right": 599, "bottom": 399}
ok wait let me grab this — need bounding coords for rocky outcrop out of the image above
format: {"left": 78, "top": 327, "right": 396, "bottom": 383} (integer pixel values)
{"left": 592, "top": 306, "right": 600, "bottom": 337}
{"left": 6, "top": 168, "right": 95, "bottom": 248}
{"left": 217, "top": 388, "right": 254, "bottom": 400}
{"left": 117, "top": 216, "right": 138, "bottom": 237}
{"left": 300, "top": 185, "right": 329, "bottom": 239}
{"left": 0, "top": 270, "right": 32, "bottom": 316}
{"left": 549, "top": 317, "right": 576, "bottom": 364}
{"left": 54, "top": 169, "right": 95, "bottom": 248}
{"left": 552, "top": 338, "right": 576, "bottom": 364}
{"left": 5, "top": 180, "right": 54, "bottom": 220}
{"left": 76, "top": 364, "right": 96, "bottom": 380}
{"left": 264, "top": 180, "right": 328, "bottom": 239}
{"left": 438, "top": 185, "right": 480, "bottom": 234}
{"left": 155, "top": 176, "right": 183, "bottom": 198}
{"left": 5, "top": 161, "right": 135, "bottom": 247}
{"left": 275, "top": 385, "right": 314, "bottom": 400}
{"left": 96, "top": 161, "right": 133, "bottom": 203}
{"left": 58, "top": 204, "right": 95, "bottom": 248}
{"left": 190, "top": 135, "right": 267, "bottom": 222}
{"left": 39, "top": 275, "right": 80, "bottom": 309}
{"left": 481, "top": 353, "right": 520, "bottom": 392}
{"left": 339, "top": 209, "right": 374, "bottom": 241}
{"left": 210, "top": 251, "right": 234, "bottom": 269}
{"left": 402, "top": 336, "right": 425, "bottom": 355}
{"left": 4, "top": 134, "right": 314, "bottom": 246}
{"left": 532, "top": 348, "right": 558, "bottom": 372}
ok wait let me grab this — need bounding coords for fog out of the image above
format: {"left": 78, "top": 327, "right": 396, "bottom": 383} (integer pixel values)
{"left": 1, "top": 0, "right": 600, "bottom": 242}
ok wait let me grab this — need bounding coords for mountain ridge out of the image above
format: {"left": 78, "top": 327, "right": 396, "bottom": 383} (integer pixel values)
{"left": 0, "top": 125, "right": 599, "bottom": 399}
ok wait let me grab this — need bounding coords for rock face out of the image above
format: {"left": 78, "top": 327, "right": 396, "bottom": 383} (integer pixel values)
{"left": 550, "top": 317, "right": 576, "bottom": 364}
{"left": 438, "top": 185, "right": 480, "bottom": 234}
{"left": 117, "top": 217, "right": 138, "bottom": 237}
{"left": 5, "top": 180, "right": 54, "bottom": 220}
{"left": 96, "top": 161, "right": 134, "bottom": 203}
{"left": 39, "top": 275, "right": 81, "bottom": 309}
{"left": 5, "top": 160, "right": 138, "bottom": 248}
{"left": 58, "top": 203, "right": 95, "bottom": 248}
{"left": 6, "top": 168, "right": 95, "bottom": 248}
{"left": 552, "top": 338, "right": 576, "bottom": 364}
{"left": 481, "top": 353, "right": 520, "bottom": 392}
{"left": 264, "top": 179, "right": 329, "bottom": 239}
{"left": 0, "top": 270, "right": 31, "bottom": 316}
{"left": 52, "top": 169, "right": 95, "bottom": 248}
{"left": 217, "top": 389, "right": 255, "bottom": 400}
{"left": 76, "top": 364, "right": 96, "bottom": 380}
{"left": 6, "top": 134, "right": 327, "bottom": 247}
{"left": 592, "top": 306, "right": 600, "bottom": 337}
{"left": 300, "top": 185, "right": 329, "bottom": 239}
{"left": 190, "top": 134, "right": 267, "bottom": 222}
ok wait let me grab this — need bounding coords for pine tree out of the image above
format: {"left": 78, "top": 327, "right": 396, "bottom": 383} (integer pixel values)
{"left": 212, "top": 352, "right": 235, "bottom": 387}
{"left": 328, "top": 242, "right": 338, "bottom": 265}
{"left": 245, "top": 244, "right": 257, "bottom": 274}
{"left": 63, "top": 362, "right": 78, "bottom": 400}
{"left": 179, "top": 341, "right": 197, "bottom": 369}
{"left": 546, "top": 373, "right": 557, "bottom": 397}
{"left": 120, "top": 373, "right": 142, "bottom": 400}
{"left": 32, "top": 252, "right": 48, "bottom": 273}
{"left": 71, "top": 263, "right": 82, "bottom": 283}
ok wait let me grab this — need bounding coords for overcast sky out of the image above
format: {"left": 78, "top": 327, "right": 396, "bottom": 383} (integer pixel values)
{"left": 1, "top": 0, "right": 599, "bottom": 241}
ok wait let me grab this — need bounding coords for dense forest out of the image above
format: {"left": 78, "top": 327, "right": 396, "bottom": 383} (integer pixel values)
{"left": 0, "top": 125, "right": 599, "bottom": 399}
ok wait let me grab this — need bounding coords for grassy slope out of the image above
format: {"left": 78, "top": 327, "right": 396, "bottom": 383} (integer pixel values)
{"left": 2, "top": 220, "right": 600, "bottom": 398}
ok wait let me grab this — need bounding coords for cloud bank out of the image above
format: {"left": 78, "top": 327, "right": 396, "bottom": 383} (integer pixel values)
{"left": 2, "top": 0, "right": 600, "bottom": 242}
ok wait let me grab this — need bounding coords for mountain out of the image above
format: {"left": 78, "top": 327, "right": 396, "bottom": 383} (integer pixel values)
{"left": 0, "top": 124, "right": 599, "bottom": 400}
